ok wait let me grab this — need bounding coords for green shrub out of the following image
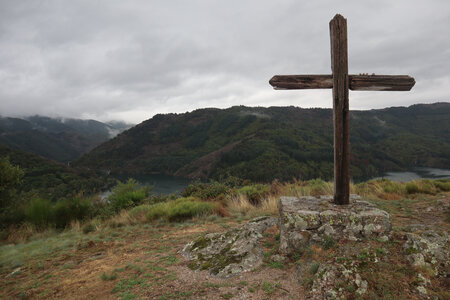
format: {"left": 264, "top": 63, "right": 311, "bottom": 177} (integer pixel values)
{"left": 24, "top": 198, "right": 52, "bottom": 227}
{"left": 307, "top": 178, "right": 333, "bottom": 195}
{"left": 146, "top": 197, "right": 218, "bottom": 222}
{"left": 380, "top": 180, "right": 404, "bottom": 194}
{"left": 322, "top": 236, "right": 336, "bottom": 250}
{"left": 128, "top": 204, "right": 152, "bottom": 218}
{"left": 52, "top": 197, "right": 92, "bottom": 228}
{"left": 181, "top": 181, "right": 229, "bottom": 200}
{"left": 146, "top": 202, "right": 169, "bottom": 220}
{"left": 433, "top": 180, "right": 450, "bottom": 191}
{"left": 309, "top": 261, "right": 320, "bottom": 275}
{"left": 82, "top": 223, "right": 96, "bottom": 234}
{"left": 236, "top": 184, "right": 270, "bottom": 205}
{"left": 100, "top": 272, "right": 117, "bottom": 281}
{"left": 405, "top": 182, "right": 419, "bottom": 194}
{"left": 0, "top": 156, "right": 24, "bottom": 209}
{"left": 108, "top": 179, "right": 150, "bottom": 213}
{"left": 418, "top": 179, "right": 435, "bottom": 194}
{"left": 167, "top": 198, "right": 217, "bottom": 221}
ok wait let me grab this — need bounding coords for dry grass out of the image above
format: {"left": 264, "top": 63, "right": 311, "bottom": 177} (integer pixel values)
{"left": 281, "top": 180, "right": 335, "bottom": 197}
{"left": 107, "top": 210, "right": 136, "bottom": 227}
{"left": 226, "top": 194, "right": 278, "bottom": 217}
{"left": 6, "top": 223, "right": 39, "bottom": 244}
{"left": 70, "top": 220, "right": 81, "bottom": 232}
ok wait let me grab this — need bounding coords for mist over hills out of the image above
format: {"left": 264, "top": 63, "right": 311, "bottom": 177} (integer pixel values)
{"left": 74, "top": 103, "right": 450, "bottom": 182}
{"left": 0, "top": 116, "right": 133, "bottom": 163}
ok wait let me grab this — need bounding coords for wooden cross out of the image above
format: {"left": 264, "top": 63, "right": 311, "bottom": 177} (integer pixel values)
{"left": 269, "top": 14, "right": 415, "bottom": 205}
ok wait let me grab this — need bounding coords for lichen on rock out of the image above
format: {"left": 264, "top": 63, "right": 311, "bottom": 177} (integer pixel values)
{"left": 278, "top": 195, "right": 392, "bottom": 255}
{"left": 181, "top": 216, "right": 277, "bottom": 278}
{"left": 403, "top": 230, "right": 449, "bottom": 277}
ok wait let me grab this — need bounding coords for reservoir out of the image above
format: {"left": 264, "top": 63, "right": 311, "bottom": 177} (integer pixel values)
{"left": 379, "top": 168, "right": 450, "bottom": 182}
{"left": 110, "top": 168, "right": 450, "bottom": 196}
{"left": 112, "top": 174, "right": 192, "bottom": 195}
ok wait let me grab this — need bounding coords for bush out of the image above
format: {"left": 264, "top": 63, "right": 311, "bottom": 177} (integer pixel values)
{"left": 82, "top": 223, "right": 96, "bottom": 234}
{"left": 418, "top": 179, "right": 435, "bottom": 194}
{"left": 236, "top": 184, "right": 270, "bottom": 205}
{"left": 24, "top": 198, "right": 52, "bottom": 228}
{"left": 128, "top": 204, "right": 152, "bottom": 218}
{"left": 108, "top": 179, "right": 151, "bottom": 213}
{"left": 405, "top": 182, "right": 419, "bottom": 194}
{"left": 146, "top": 202, "right": 169, "bottom": 220}
{"left": 167, "top": 198, "right": 217, "bottom": 221}
{"left": 52, "top": 197, "right": 92, "bottom": 228}
{"left": 146, "top": 197, "right": 218, "bottom": 222}
{"left": 433, "top": 180, "right": 450, "bottom": 192}
{"left": 181, "top": 181, "right": 229, "bottom": 200}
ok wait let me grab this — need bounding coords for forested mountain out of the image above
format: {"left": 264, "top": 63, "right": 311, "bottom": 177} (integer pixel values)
{"left": 0, "top": 116, "right": 133, "bottom": 163}
{"left": 74, "top": 103, "right": 450, "bottom": 182}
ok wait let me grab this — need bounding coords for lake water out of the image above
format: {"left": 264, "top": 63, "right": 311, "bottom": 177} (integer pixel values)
{"left": 105, "top": 167, "right": 449, "bottom": 198}
{"left": 113, "top": 174, "right": 192, "bottom": 195}
{"left": 379, "top": 167, "right": 450, "bottom": 182}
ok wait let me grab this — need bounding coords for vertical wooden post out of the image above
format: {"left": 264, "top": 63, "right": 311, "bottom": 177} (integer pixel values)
{"left": 330, "top": 14, "right": 350, "bottom": 205}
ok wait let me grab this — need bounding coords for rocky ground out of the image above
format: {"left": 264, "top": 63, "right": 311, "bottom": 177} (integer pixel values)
{"left": 1, "top": 192, "right": 449, "bottom": 299}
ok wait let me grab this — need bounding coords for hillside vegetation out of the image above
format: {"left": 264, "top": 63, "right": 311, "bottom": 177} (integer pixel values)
{"left": 0, "top": 145, "right": 113, "bottom": 227}
{"left": 75, "top": 103, "right": 450, "bottom": 182}
{"left": 0, "top": 116, "right": 132, "bottom": 163}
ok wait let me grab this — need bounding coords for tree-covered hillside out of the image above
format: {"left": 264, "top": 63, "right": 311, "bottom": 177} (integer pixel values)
{"left": 74, "top": 103, "right": 450, "bottom": 182}
{"left": 0, "top": 116, "right": 133, "bottom": 163}
{"left": 0, "top": 145, "right": 112, "bottom": 201}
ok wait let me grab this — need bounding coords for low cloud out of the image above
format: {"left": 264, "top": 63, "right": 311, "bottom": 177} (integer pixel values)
{"left": 0, "top": 0, "right": 448, "bottom": 123}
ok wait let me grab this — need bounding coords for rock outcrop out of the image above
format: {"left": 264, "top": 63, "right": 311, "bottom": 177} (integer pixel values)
{"left": 404, "top": 230, "right": 449, "bottom": 277}
{"left": 181, "top": 216, "right": 277, "bottom": 278}
{"left": 278, "top": 195, "right": 391, "bottom": 255}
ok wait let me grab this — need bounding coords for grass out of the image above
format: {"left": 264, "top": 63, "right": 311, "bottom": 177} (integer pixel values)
{"left": 100, "top": 272, "right": 118, "bottom": 281}
{"left": 146, "top": 197, "right": 219, "bottom": 221}
{"left": 261, "top": 281, "right": 279, "bottom": 295}
{"left": 0, "top": 230, "right": 95, "bottom": 271}
{"left": 0, "top": 178, "right": 449, "bottom": 299}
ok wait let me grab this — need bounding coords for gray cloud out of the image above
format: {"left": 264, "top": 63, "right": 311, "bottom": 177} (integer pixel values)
{"left": 0, "top": 0, "right": 449, "bottom": 123}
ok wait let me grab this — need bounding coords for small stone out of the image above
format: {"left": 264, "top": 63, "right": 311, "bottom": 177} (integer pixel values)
{"left": 318, "top": 224, "right": 335, "bottom": 236}
{"left": 416, "top": 286, "right": 427, "bottom": 295}
{"left": 5, "top": 267, "right": 21, "bottom": 278}
{"left": 417, "top": 273, "right": 430, "bottom": 286}
{"left": 271, "top": 254, "right": 286, "bottom": 263}
{"left": 378, "top": 235, "right": 389, "bottom": 242}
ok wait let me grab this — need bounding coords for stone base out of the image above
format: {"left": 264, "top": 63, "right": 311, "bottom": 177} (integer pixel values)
{"left": 278, "top": 195, "right": 391, "bottom": 255}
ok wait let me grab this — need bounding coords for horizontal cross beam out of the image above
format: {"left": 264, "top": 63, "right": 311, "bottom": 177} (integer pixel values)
{"left": 269, "top": 74, "right": 415, "bottom": 91}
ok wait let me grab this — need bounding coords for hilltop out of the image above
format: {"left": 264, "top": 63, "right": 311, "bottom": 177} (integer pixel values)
{"left": 75, "top": 103, "right": 450, "bottom": 182}
{"left": 1, "top": 179, "right": 448, "bottom": 299}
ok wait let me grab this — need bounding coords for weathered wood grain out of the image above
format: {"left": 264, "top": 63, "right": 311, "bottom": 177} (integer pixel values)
{"left": 330, "top": 14, "right": 350, "bottom": 205}
{"left": 349, "top": 75, "right": 415, "bottom": 91}
{"left": 269, "top": 75, "right": 333, "bottom": 90}
{"left": 269, "top": 74, "right": 415, "bottom": 91}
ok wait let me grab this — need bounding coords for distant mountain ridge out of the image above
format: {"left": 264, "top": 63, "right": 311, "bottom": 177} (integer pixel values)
{"left": 0, "top": 115, "right": 133, "bottom": 163}
{"left": 74, "top": 102, "right": 450, "bottom": 182}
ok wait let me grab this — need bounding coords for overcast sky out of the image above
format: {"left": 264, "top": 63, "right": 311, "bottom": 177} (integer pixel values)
{"left": 0, "top": 1, "right": 449, "bottom": 123}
